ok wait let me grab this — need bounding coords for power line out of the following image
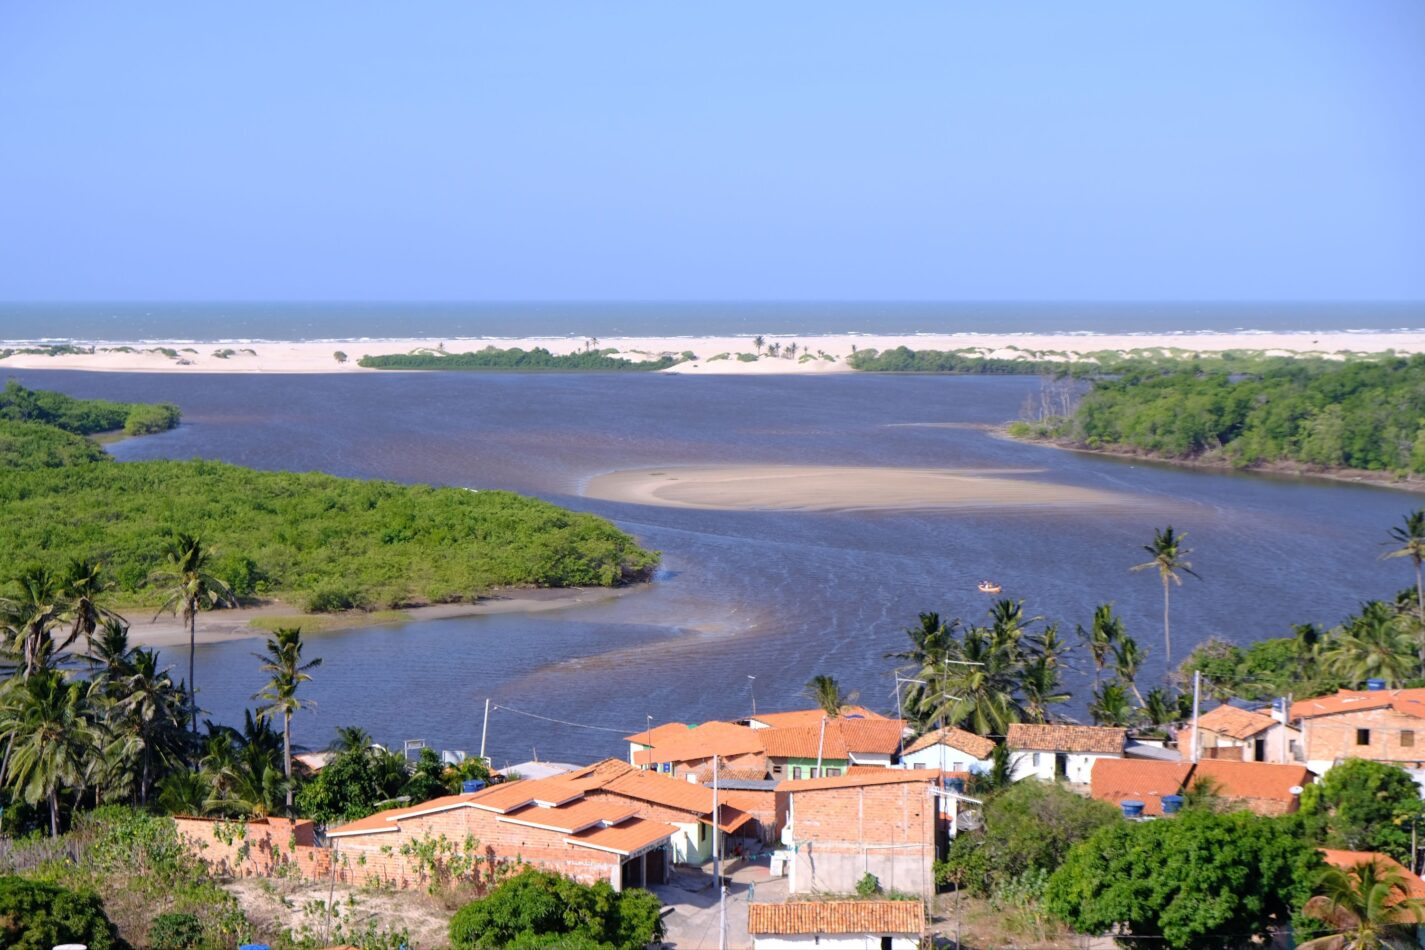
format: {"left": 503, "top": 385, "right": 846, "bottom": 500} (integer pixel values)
{"left": 490, "top": 702, "right": 638, "bottom": 735}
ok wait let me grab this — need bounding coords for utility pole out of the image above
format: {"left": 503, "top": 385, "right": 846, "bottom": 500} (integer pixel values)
{"left": 747, "top": 675, "right": 757, "bottom": 717}
{"left": 714, "top": 753, "right": 726, "bottom": 950}
{"left": 815, "top": 717, "right": 827, "bottom": 778}
{"left": 1191, "top": 671, "right": 1201, "bottom": 764}
{"left": 480, "top": 698, "right": 490, "bottom": 764}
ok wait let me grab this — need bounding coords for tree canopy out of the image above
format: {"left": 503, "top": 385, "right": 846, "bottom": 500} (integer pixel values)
{"left": 448, "top": 868, "right": 664, "bottom": 950}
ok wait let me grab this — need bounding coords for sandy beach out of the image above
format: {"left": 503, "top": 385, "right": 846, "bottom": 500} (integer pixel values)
{"left": 583, "top": 464, "right": 1133, "bottom": 513}
{"left": 125, "top": 586, "right": 633, "bottom": 650}
{"left": 5, "top": 329, "right": 1425, "bottom": 375}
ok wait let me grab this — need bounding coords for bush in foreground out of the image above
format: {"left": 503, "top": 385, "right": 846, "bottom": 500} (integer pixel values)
{"left": 449, "top": 868, "right": 664, "bottom": 950}
{"left": 0, "top": 875, "right": 127, "bottom": 950}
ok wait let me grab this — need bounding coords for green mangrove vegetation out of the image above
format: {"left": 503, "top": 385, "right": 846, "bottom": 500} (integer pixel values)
{"left": 0, "top": 380, "right": 180, "bottom": 436}
{"left": 1007, "top": 353, "right": 1425, "bottom": 476}
{"left": 358, "top": 345, "right": 684, "bottom": 371}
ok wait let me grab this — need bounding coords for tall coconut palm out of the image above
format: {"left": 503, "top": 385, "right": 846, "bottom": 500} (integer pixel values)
{"left": 1077, "top": 604, "right": 1124, "bottom": 691}
{"left": 1300, "top": 860, "right": 1425, "bottom": 950}
{"left": 0, "top": 669, "right": 97, "bottom": 835}
{"left": 1113, "top": 635, "right": 1147, "bottom": 706}
{"left": 1384, "top": 510, "right": 1425, "bottom": 622}
{"left": 1, "top": 566, "right": 70, "bottom": 678}
{"left": 1089, "top": 682, "right": 1135, "bottom": 727}
{"left": 1323, "top": 601, "right": 1417, "bottom": 688}
{"left": 114, "top": 649, "right": 189, "bottom": 806}
{"left": 253, "top": 626, "right": 321, "bottom": 811}
{"left": 59, "top": 557, "right": 125, "bottom": 660}
{"left": 1019, "top": 655, "right": 1070, "bottom": 724}
{"left": 152, "top": 533, "right": 237, "bottom": 740}
{"left": 805, "top": 674, "right": 851, "bottom": 718}
{"left": 1130, "top": 526, "right": 1200, "bottom": 670}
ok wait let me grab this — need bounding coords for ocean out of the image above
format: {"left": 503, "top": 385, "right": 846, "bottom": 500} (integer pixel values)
{"left": 2, "top": 300, "right": 1423, "bottom": 342}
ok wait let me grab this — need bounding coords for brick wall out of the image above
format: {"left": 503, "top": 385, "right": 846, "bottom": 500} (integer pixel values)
{"left": 1302, "top": 708, "right": 1425, "bottom": 769}
{"left": 781, "top": 782, "right": 936, "bottom": 897}
{"left": 174, "top": 817, "right": 331, "bottom": 880}
{"left": 670, "top": 751, "right": 767, "bottom": 782}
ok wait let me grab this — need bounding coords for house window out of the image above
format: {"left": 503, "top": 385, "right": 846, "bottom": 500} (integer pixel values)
{"left": 771, "top": 762, "right": 784, "bottom": 776}
{"left": 792, "top": 766, "right": 803, "bottom": 780}
{"left": 1404, "top": 730, "right": 1416, "bottom": 747}
{"left": 912, "top": 762, "right": 925, "bottom": 769}
{"left": 1357, "top": 728, "right": 1371, "bottom": 746}
{"left": 1032, "top": 753, "right": 1041, "bottom": 768}
{"left": 826, "top": 768, "right": 842, "bottom": 777}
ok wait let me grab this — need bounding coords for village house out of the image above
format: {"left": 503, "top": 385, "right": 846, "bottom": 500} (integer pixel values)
{"left": 775, "top": 769, "right": 940, "bottom": 898}
{"left": 1291, "top": 686, "right": 1425, "bottom": 779}
{"left": 747, "top": 900, "right": 925, "bottom": 949}
{"left": 626, "top": 720, "right": 768, "bottom": 781}
{"left": 740, "top": 706, "right": 886, "bottom": 730}
{"left": 1091, "top": 758, "right": 1314, "bottom": 816}
{"left": 898, "top": 726, "right": 996, "bottom": 774}
{"left": 761, "top": 717, "right": 907, "bottom": 780}
{"left": 325, "top": 758, "right": 752, "bottom": 891}
{"left": 1007, "top": 723, "right": 1127, "bottom": 784}
{"left": 1178, "top": 703, "right": 1300, "bottom": 763}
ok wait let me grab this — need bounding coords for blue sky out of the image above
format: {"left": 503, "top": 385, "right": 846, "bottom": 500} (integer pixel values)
{"left": 1, "top": 2, "right": 1421, "bottom": 302}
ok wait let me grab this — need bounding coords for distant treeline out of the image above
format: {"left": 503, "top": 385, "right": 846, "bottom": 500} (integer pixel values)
{"left": 1012, "top": 353, "right": 1425, "bottom": 474}
{"left": 848, "top": 346, "right": 1088, "bottom": 375}
{"left": 0, "top": 380, "right": 180, "bottom": 435}
{"left": 0, "top": 384, "right": 659, "bottom": 610}
{"left": 358, "top": 346, "right": 686, "bottom": 372}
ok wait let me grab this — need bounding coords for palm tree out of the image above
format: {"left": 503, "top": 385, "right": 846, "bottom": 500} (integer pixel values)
{"left": 84, "top": 618, "right": 136, "bottom": 683}
{"left": 253, "top": 626, "right": 321, "bottom": 811}
{"left": 0, "top": 670, "right": 96, "bottom": 835}
{"left": 1077, "top": 604, "right": 1123, "bottom": 691}
{"left": 1141, "top": 687, "right": 1179, "bottom": 732}
{"left": 152, "top": 533, "right": 237, "bottom": 739}
{"left": 1322, "top": 601, "right": 1417, "bottom": 688}
{"left": 805, "top": 674, "right": 851, "bottom": 718}
{"left": 753, "top": 335, "right": 765, "bottom": 356}
{"left": 59, "top": 557, "right": 125, "bottom": 660}
{"left": 1089, "top": 682, "right": 1135, "bottom": 727}
{"left": 1300, "top": 860, "right": 1425, "bottom": 950}
{"left": 1, "top": 566, "right": 70, "bottom": 678}
{"left": 114, "top": 649, "right": 189, "bottom": 806}
{"left": 1113, "top": 635, "right": 1147, "bottom": 706}
{"left": 329, "top": 725, "right": 375, "bottom": 754}
{"left": 1019, "top": 655, "right": 1070, "bottom": 723}
{"left": 1130, "top": 526, "right": 1200, "bottom": 670}
{"left": 1384, "top": 510, "right": 1425, "bottom": 623}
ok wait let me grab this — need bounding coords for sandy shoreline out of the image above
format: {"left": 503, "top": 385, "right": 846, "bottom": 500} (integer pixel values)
{"left": 125, "top": 586, "right": 634, "bottom": 650}
{"left": 583, "top": 464, "right": 1134, "bottom": 513}
{"left": 5, "top": 329, "right": 1425, "bottom": 375}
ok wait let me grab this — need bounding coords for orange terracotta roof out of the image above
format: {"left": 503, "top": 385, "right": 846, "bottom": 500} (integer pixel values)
{"left": 903, "top": 727, "right": 996, "bottom": 760}
{"left": 633, "top": 721, "right": 765, "bottom": 765}
{"left": 1007, "top": 723, "right": 1126, "bottom": 755}
{"left": 498, "top": 798, "right": 638, "bottom": 835}
{"left": 599, "top": 766, "right": 753, "bottom": 832}
{"left": 1090, "top": 759, "right": 1193, "bottom": 816}
{"left": 1190, "top": 759, "right": 1312, "bottom": 803}
{"left": 747, "top": 900, "right": 925, "bottom": 936}
{"left": 778, "top": 770, "right": 937, "bottom": 793}
{"left": 1291, "top": 688, "right": 1425, "bottom": 721}
{"left": 1196, "top": 704, "right": 1278, "bottom": 740}
{"left": 749, "top": 706, "right": 886, "bottom": 729}
{"left": 566, "top": 816, "right": 676, "bottom": 856}
{"left": 721, "top": 789, "right": 774, "bottom": 813}
{"left": 327, "top": 794, "right": 482, "bottom": 837}
{"left": 623, "top": 721, "right": 691, "bottom": 745}
{"left": 1320, "top": 850, "right": 1425, "bottom": 902}
{"left": 464, "top": 775, "right": 585, "bottom": 813}
{"left": 759, "top": 718, "right": 906, "bottom": 760}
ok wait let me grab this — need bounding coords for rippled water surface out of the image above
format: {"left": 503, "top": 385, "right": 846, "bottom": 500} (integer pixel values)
{"left": 10, "top": 369, "right": 1412, "bottom": 765}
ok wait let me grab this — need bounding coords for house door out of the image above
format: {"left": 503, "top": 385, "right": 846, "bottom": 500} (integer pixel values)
{"left": 1254, "top": 738, "right": 1266, "bottom": 762}
{"left": 1055, "top": 753, "right": 1068, "bottom": 779}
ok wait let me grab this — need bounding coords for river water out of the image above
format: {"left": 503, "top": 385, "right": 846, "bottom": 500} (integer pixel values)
{"left": 10, "top": 369, "right": 1413, "bottom": 766}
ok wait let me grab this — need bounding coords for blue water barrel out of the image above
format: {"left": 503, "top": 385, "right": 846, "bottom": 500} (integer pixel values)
{"left": 1120, "top": 800, "right": 1145, "bottom": 818}
{"left": 461, "top": 779, "right": 487, "bottom": 793}
{"left": 1366, "top": 678, "right": 1387, "bottom": 691}
{"left": 946, "top": 777, "right": 966, "bottom": 793}
{"left": 238, "top": 944, "right": 271, "bottom": 950}
{"left": 1161, "top": 795, "right": 1184, "bottom": 815}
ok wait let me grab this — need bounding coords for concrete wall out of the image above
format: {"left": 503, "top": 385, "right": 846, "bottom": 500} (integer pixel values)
{"left": 1011, "top": 750, "right": 1117, "bottom": 784}
{"left": 900, "top": 746, "right": 992, "bottom": 773}
{"left": 754, "top": 936, "right": 918, "bottom": 949}
{"left": 1301, "top": 708, "right": 1425, "bottom": 775}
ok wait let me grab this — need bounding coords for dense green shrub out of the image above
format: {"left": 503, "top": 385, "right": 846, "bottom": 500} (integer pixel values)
{"left": 0, "top": 875, "right": 126, "bottom": 950}
{"left": 1297, "top": 758, "right": 1422, "bottom": 862}
{"left": 0, "top": 380, "right": 179, "bottom": 436}
{"left": 359, "top": 346, "right": 682, "bottom": 371}
{"left": 122, "top": 402, "right": 181, "bottom": 436}
{"left": 148, "top": 911, "right": 203, "bottom": 949}
{"left": 0, "top": 457, "right": 658, "bottom": 609}
{"left": 0, "top": 419, "right": 110, "bottom": 469}
{"left": 449, "top": 868, "right": 664, "bottom": 950}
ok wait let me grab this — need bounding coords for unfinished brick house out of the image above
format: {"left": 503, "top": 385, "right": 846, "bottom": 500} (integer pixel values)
{"left": 1291, "top": 687, "right": 1425, "bottom": 778}
{"left": 325, "top": 758, "right": 751, "bottom": 891}
{"left": 775, "top": 770, "right": 939, "bottom": 898}
{"left": 1092, "top": 758, "right": 1314, "bottom": 816}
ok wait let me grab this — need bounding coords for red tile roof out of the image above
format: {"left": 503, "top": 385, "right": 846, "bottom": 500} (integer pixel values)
{"left": 1291, "top": 688, "right": 1425, "bottom": 721}
{"left": 749, "top": 706, "right": 886, "bottom": 729}
{"left": 1091, "top": 759, "right": 1193, "bottom": 816}
{"left": 747, "top": 901, "right": 925, "bottom": 936}
{"left": 1196, "top": 704, "right": 1278, "bottom": 740}
{"left": 600, "top": 768, "right": 752, "bottom": 832}
{"left": 623, "top": 721, "right": 691, "bottom": 745}
{"left": 1007, "top": 723, "right": 1126, "bottom": 755}
{"left": 632, "top": 721, "right": 765, "bottom": 765}
{"left": 759, "top": 718, "right": 906, "bottom": 760}
{"left": 497, "top": 798, "right": 637, "bottom": 834}
{"left": 778, "top": 770, "right": 937, "bottom": 793}
{"left": 902, "top": 727, "right": 996, "bottom": 760}
{"left": 1190, "top": 759, "right": 1312, "bottom": 804}
{"left": 1320, "top": 849, "right": 1425, "bottom": 902}
{"left": 566, "top": 816, "right": 677, "bottom": 856}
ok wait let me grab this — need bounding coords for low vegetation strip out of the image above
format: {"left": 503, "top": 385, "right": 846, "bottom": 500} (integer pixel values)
{"left": 1009, "top": 353, "right": 1425, "bottom": 475}
{"left": 358, "top": 345, "right": 685, "bottom": 371}
{"left": 0, "top": 379, "right": 180, "bottom": 435}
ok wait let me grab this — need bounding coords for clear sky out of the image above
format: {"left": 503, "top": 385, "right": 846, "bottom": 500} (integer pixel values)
{"left": 1, "top": 2, "right": 1422, "bottom": 302}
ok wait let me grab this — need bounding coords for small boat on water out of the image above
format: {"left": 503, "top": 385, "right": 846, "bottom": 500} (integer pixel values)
{"left": 977, "top": 581, "right": 1002, "bottom": 594}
